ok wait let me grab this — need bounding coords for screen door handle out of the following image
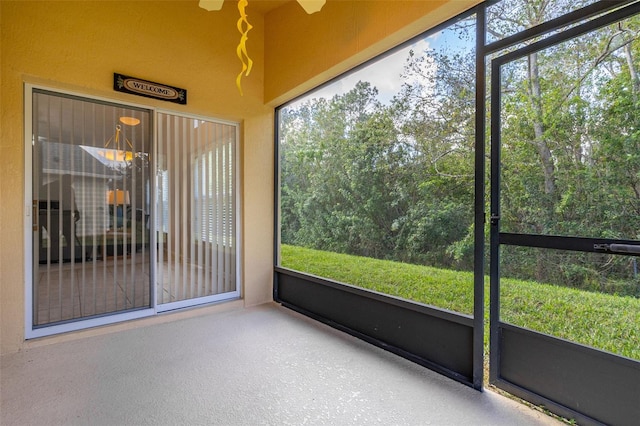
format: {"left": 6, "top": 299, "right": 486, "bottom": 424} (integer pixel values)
{"left": 609, "top": 244, "right": 640, "bottom": 254}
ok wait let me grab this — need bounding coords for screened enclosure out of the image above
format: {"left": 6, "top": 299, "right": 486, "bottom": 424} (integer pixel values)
{"left": 275, "top": 1, "right": 640, "bottom": 424}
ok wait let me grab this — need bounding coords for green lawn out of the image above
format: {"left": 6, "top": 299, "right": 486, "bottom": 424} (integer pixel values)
{"left": 281, "top": 244, "right": 640, "bottom": 360}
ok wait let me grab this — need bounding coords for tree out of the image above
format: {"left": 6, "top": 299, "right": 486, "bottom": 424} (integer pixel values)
{"left": 279, "top": 1, "right": 640, "bottom": 295}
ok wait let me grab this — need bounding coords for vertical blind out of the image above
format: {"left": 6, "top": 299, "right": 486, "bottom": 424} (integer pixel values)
{"left": 32, "top": 90, "right": 151, "bottom": 326}
{"left": 31, "top": 90, "right": 237, "bottom": 330}
{"left": 156, "top": 113, "right": 237, "bottom": 305}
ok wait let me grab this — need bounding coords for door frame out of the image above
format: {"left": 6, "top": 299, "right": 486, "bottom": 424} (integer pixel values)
{"left": 24, "top": 83, "right": 157, "bottom": 339}
{"left": 23, "top": 83, "right": 242, "bottom": 339}
{"left": 487, "top": 2, "right": 640, "bottom": 424}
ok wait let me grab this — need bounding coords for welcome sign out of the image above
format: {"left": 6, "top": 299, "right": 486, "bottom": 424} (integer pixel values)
{"left": 114, "top": 73, "right": 187, "bottom": 105}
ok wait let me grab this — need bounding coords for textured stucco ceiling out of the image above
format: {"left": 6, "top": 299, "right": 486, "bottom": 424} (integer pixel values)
{"left": 247, "top": 0, "right": 290, "bottom": 14}
{"left": 211, "top": 0, "right": 290, "bottom": 15}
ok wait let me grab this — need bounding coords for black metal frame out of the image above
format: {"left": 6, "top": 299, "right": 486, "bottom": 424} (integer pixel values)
{"left": 275, "top": 267, "right": 475, "bottom": 385}
{"left": 497, "top": 324, "right": 640, "bottom": 425}
{"left": 473, "top": 5, "right": 487, "bottom": 391}
{"left": 488, "top": 1, "right": 640, "bottom": 424}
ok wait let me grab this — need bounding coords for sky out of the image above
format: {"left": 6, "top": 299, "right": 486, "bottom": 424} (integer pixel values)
{"left": 307, "top": 37, "right": 434, "bottom": 105}
{"left": 287, "top": 33, "right": 443, "bottom": 109}
{"left": 286, "top": 21, "right": 474, "bottom": 109}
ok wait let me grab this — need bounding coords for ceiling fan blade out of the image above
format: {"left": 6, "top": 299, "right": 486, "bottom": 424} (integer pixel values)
{"left": 199, "top": 0, "right": 224, "bottom": 12}
{"left": 297, "top": 0, "right": 326, "bottom": 14}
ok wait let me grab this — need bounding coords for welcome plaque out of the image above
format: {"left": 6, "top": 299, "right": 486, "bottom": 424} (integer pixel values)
{"left": 114, "top": 73, "right": 187, "bottom": 105}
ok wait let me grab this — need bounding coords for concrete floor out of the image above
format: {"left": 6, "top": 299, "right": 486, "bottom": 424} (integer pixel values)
{"left": 1, "top": 303, "right": 562, "bottom": 426}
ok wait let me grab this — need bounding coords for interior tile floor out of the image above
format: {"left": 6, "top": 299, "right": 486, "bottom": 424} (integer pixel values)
{"left": 1, "top": 303, "right": 562, "bottom": 425}
{"left": 34, "top": 251, "right": 231, "bottom": 326}
{"left": 35, "top": 255, "right": 152, "bottom": 325}
{"left": 35, "top": 263, "right": 148, "bottom": 318}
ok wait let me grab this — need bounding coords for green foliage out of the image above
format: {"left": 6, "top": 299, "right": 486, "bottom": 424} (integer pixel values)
{"left": 279, "top": 8, "right": 640, "bottom": 295}
{"left": 282, "top": 245, "right": 640, "bottom": 360}
{"left": 280, "top": 49, "right": 476, "bottom": 269}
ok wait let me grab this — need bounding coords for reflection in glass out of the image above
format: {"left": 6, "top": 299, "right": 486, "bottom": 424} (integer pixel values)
{"left": 33, "top": 91, "right": 151, "bottom": 326}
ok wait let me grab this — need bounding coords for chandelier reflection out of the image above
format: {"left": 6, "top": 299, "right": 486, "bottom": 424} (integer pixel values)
{"left": 80, "top": 117, "right": 146, "bottom": 173}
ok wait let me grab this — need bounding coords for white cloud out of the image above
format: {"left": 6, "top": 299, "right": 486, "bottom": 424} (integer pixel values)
{"left": 292, "top": 36, "right": 436, "bottom": 107}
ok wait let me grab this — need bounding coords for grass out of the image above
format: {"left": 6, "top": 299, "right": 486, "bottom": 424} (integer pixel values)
{"left": 281, "top": 244, "right": 640, "bottom": 360}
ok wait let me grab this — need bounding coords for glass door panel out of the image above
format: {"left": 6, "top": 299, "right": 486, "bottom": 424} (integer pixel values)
{"left": 156, "top": 112, "right": 238, "bottom": 309}
{"left": 32, "top": 90, "right": 151, "bottom": 326}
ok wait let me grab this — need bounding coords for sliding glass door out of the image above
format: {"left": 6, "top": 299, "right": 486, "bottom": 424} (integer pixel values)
{"left": 26, "top": 88, "right": 240, "bottom": 336}
{"left": 30, "top": 89, "right": 152, "bottom": 329}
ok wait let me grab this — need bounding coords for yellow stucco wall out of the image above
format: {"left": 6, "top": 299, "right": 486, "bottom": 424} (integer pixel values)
{"left": 1, "top": 0, "right": 479, "bottom": 355}
{"left": 0, "top": 0, "right": 274, "bottom": 355}
{"left": 264, "top": 0, "right": 480, "bottom": 105}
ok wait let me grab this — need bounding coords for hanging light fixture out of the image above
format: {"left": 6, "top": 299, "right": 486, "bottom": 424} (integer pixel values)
{"left": 119, "top": 116, "right": 141, "bottom": 126}
{"left": 80, "top": 117, "right": 140, "bottom": 171}
{"left": 103, "top": 123, "right": 134, "bottom": 162}
{"left": 199, "top": 0, "right": 326, "bottom": 95}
